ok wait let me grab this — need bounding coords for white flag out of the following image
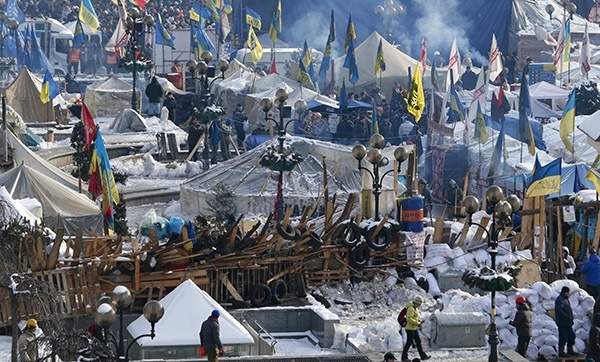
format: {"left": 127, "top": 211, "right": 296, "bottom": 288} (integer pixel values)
{"left": 553, "top": 21, "right": 565, "bottom": 66}
{"left": 581, "top": 22, "right": 591, "bottom": 79}
{"left": 445, "top": 38, "right": 461, "bottom": 90}
{"left": 488, "top": 34, "right": 503, "bottom": 83}
{"left": 466, "top": 69, "right": 489, "bottom": 125}
{"left": 534, "top": 24, "right": 557, "bottom": 46}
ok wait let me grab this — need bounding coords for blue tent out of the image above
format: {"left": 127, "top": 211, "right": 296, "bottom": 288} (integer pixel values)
{"left": 546, "top": 163, "right": 595, "bottom": 199}
{"left": 486, "top": 114, "right": 547, "bottom": 153}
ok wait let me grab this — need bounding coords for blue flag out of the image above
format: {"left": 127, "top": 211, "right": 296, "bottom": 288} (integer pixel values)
{"left": 339, "top": 79, "right": 348, "bottom": 112}
{"left": 319, "top": 10, "right": 335, "bottom": 78}
{"left": 73, "top": 19, "right": 86, "bottom": 47}
{"left": 28, "top": 25, "right": 53, "bottom": 73}
{"left": 518, "top": 68, "right": 536, "bottom": 155}
{"left": 155, "top": 14, "right": 175, "bottom": 49}
{"left": 40, "top": 70, "right": 59, "bottom": 104}
{"left": 448, "top": 83, "right": 464, "bottom": 123}
{"left": 343, "top": 38, "right": 359, "bottom": 85}
{"left": 196, "top": 16, "right": 215, "bottom": 54}
{"left": 6, "top": 0, "right": 25, "bottom": 24}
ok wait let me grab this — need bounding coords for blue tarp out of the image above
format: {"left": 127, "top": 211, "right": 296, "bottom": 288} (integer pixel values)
{"left": 486, "top": 114, "right": 548, "bottom": 153}
{"left": 546, "top": 163, "right": 595, "bottom": 199}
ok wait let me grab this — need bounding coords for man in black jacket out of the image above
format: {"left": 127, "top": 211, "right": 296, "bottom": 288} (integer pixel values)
{"left": 555, "top": 287, "right": 578, "bottom": 357}
{"left": 200, "top": 309, "right": 224, "bottom": 362}
{"left": 145, "top": 76, "right": 164, "bottom": 116}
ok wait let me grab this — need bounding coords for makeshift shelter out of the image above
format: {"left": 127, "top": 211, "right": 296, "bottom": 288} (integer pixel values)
{"left": 109, "top": 109, "right": 148, "bottom": 133}
{"left": 0, "top": 186, "right": 41, "bottom": 226}
{"left": 0, "top": 164, "right": 103, "bottom": 235}
{"left": 127, "top": 280, "right": 255, "bottom": 360}
{"left": 181, "top": 136, "right": 363, "bottom": 217}
{"left": 85, "top": 76, "right": 142, "bottom": 118}
{"left": 335, "top": 32, "right": 421, "bottom": 100}
{"left": 5, "top": 67, "right": 56, "bottom": 123}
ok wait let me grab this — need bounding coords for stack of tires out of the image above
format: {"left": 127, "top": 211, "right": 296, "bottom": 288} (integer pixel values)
{"left": 334, "top": 221, "right": 393, "bottom": 269}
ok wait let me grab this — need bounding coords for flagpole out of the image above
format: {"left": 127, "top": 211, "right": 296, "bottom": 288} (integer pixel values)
{"left": 162, "top": 45, "right": 165, "bottom": 74}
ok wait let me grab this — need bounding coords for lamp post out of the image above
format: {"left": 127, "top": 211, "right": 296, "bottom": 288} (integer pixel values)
{"left": 124, "top": 9, "right": 155, "bottom": 112}
{"left": 351, "top": 134, "right": 409, "bottom": 221}
{"left": 186, "top": 51, "right": 229, "bottom": 104}
{"left": 95, "top": 285, "right": 164, "bottom": 362}
{"left": 374, "top": 0, "right": 404, "bottom": 43}
{"left": 463, "top": 186, "right": 521, "bottom": 362}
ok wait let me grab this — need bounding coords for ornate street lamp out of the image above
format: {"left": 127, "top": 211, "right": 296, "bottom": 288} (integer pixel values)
{"left": 463, "top": 186, "right": 521, "bottom": 362}
{"left": 186, "top": 51, "right": 229, "bottom": 103}
{"left": 374, "top": 0, "right": 404, "bottom": 43}
{"left": 95, "top": 285, "right": 164, "bottom": 362}
{"left": 352, "top": 135, "right": 409, "bottom": 220}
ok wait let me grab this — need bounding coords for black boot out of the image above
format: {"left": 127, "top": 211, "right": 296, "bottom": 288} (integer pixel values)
{"left": 567, "top": 345, "right": 580, "bottom": 356}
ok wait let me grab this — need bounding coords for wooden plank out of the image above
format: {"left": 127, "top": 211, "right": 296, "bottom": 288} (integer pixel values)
{"left": 556, "top": 206, "right": 564, "bottom": 277}
{"left": 593, "top": 209, "right": 600, "bottom": 252}
{"left": 433, "top": 217, "right": 444, "bottom": 244}
{"left": 537, "top": 197, "right": 545, "bottom": 263}
{"left": 218, "top": 271, "right": 244, "bottom": 301}
{"left": 71, "top": 229, "right": 83, "bottom": 266}
{"left": 471, "top": 216, "right": 490, "bottom": 247}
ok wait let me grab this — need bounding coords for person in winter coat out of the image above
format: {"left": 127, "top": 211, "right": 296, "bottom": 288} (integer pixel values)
{"left": 186, "top": 118, "right": 204, "bottom": 162}
{"left": 145, "top": 76, "right": 164, "bottom": 116}
{"left": 509, "top": 296, "right": 532, "bottom": 358}
{"left": 563, "top": 246, "right": 576, "bottom": 279}
{"left": 200, "top": 309, "right": 224, "bottom": 362}
{"left": 588, "top": 313, "right": 600, "bottom": 362}
{"left": 555, "top": 286, "right": 578, "bottom": 357}
{"left": 18, "top": 318, "right": 39, "bottom": 362}
{"left": 581, "top": 247, "right": 600, "bottom": 299}
{"left": 400, "top": 296, "right": 430, "bottom": 362}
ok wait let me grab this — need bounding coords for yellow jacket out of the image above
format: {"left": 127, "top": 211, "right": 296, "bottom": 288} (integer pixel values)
{"left": 405, "top": 301, "right": 421, "bottom": 331}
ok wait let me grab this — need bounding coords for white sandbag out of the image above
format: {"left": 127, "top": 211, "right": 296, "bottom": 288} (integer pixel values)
{"left": 367, "top": 330, "right": 386, "bottom": 351}
{"left": 497, "top": 241, "right": 512, "bottom": 255}
{"left": 543, "top": 334, "right": 558, "bottom": 346}
{"left": 331, "top": 323, "right": 351, "bottom": 349}
{"left": 426, "top": 272, "right": 442, "bottom": 297}
{"left": 497, "top": 304, "right": 514, "bottom": 319}
{"left": 532, "top": 281, "right": 555, "bottom": 300}
{"left": 570, "top": 294, "right": 580, "bottom": 309}
{"left": 521, "top": 289, "right": 539, "bottom": 304}
{"left": 576, "top": 326, "right": 589, "bottom": 340}
{"left": 580, "top": 295, "right": 595, "bottom": 311}
{"left": 497, "top": 253, "right": 518, "bottom": 265}
{"left": 473, "top": 249, "right": 490, "bottom": 265}
{"left": 574, "top": 338, "right": 586, "bottom": 353}
{"left": 526, "top": 343, "right": 539, "bottom": 360}
{"left": 495, "top": 316, "right": 510, "bottom": 329}
{"left": 538, "top": 344, "right": 557, "bottom": 357}
{"left": 550, "top": 279, "right": 581, "bottom": 294}
{"left": 425, "top": 243, "right": 453, "bottom": 259}
{"left": 496, "top": 293, "right": 508, "bottom": 305}
{"left": 387, "top": 330, "right": 403, "bottom": 351}
{"left": 499, "top": 328, "right": 517, "bottom": 348}
{"left": 514, "top": 249, "right": 533, "bottom": 260}
{"left": 383, "top": 267, "right": 398, "bottom": 286}
{"left": 452, "top": 247, "right": 468, "bottom": 269}
{"left": 533, "top": 335, "right": 547, "bottom": 346}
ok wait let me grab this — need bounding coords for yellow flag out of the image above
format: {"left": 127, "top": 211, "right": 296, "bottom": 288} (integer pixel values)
{"left": 247, "top": 26, "right": 263, "bottom": 65}
{"left": 406, "top": 64, "right": 425, "bottom": 122}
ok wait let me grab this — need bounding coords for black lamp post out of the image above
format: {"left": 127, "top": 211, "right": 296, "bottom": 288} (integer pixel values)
{"left": 95, "top": 285, "right": 164, "bottom": 362}
{"left": 463, "top": 186, "right": 521, "bottom": 362}
{"left": 373, "top": 0, "right": 404, "bottom": 43}
{"left": 351, "top": 134, "right": 409, "bottom": 221}
{"left": 125, "top": 9, "right": 155, "bottom": 112}
{"left": 186, "top": 51, "right": 229, "bottom": 103}
{"left": 259, "top": 90, "right": 307, "bottom": 221}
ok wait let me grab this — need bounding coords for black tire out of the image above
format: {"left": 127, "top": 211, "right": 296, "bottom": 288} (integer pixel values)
{"left": 249, "top": 283, "right": 272, "bottom": 307}
{"left": 276, "top": 223, "right": 297, "bottom": 240}
{"left": 349, "top": 243, "right": 371, "bottom": 269}
{"left": 311, "top": 292, "right": 331, "bottom": 308}
{"left": 306, "top": 232, "right": 324, "bottom": 249}
{"left": 336, "top": 222, "right": 361, "bottom": 249}
{"left": 295, "top": 274, "right": 307, "bottom": 298}
{"left": 234, "top": 237, "right": 253, "bottom": 250}
{"left": 364, "top": 226, "right": 392, "bottom": 251}
{"left": 269, "top": 279, "right": 287, "bottom": 304}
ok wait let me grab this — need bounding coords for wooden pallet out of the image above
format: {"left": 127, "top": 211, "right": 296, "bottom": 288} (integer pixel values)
{"left": 305, "top": 269, "right": 351, "bottom": 286}
{"left": 554, "top": 356, "right": 586, "bottom": 362}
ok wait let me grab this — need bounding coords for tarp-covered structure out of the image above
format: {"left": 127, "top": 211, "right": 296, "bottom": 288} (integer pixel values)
{"left": 5, "top": 67, "right": 57, "bottom": 123}
{"left": 127, "top": 280, "right": 255, "bottom": 359}
{"left": 109, "top": 109, "right": 148, "bottom": 133}
{"left": 0, "top": 164, "right": 103, "bottom": 234}
{"left": 85, "top": 76, "right": 142, "bottom": 118}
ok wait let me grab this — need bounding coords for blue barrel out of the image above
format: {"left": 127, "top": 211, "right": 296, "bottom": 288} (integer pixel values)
{"left": 401, "top": 197, "right": 424, "bottom": 232}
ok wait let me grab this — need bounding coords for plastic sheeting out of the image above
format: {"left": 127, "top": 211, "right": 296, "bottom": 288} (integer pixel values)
{"left": 109, "top": 109, "right": 148, "bottom": 133}
{"left": 85, "top": 76, "right": 142, "bottom": 118}
{"left": 0, "top": 164, "right": 103, "bottom": 235}
{"left": 128, "top": 279, "right": 254, "bottom": 347}
{"left": 5, "top": 67, "right": 56, "bottom": 123}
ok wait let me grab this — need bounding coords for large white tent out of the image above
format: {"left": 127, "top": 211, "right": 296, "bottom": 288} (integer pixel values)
{"left": 85, "top": 76, "right": 142, "bottom": 118}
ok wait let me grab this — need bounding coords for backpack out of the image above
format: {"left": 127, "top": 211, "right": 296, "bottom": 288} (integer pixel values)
{"left": 397, "top": 307, "right": 408, "bottom": 327}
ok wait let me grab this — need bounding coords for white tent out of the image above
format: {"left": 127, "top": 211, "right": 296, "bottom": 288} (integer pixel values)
{"left": 335, "top": 31, "right": 421, "bottom": 100}
{"left": 109, "top": 109, "right": 148, "bottom": 133}
{"left": 127, "top": 280, "right": 254, "bottom": 359}
{"left": 85, "top": 76, "right": 142, "bottom": 118}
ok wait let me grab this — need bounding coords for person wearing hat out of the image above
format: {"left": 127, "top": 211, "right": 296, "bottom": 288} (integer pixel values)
{"left": 383, "top": 351, "right": 396, "bottom": 361}
{"left": 400, "top": 296, "right": 430, "bottom": 361}
{"left": 555, "top": 286, "right": 578, "bottom": 357}
{"left": 171, "top": 60, "right": 181, "bottom": 73}
{"left": 562, "top": 246, "right": 576, "bottom": 279}
{"left": 443, "top": 179, "right": 462, "bottom": 220}
{"left": 581, "top": 247, "right": 600, "bottom": 299}
{"left": 200, "top": 309, "right": 224, "bottom": 362}
{"left": 417, "top": 179, "right": 432, "bottom": 218}
{"left": 509, "top": 296, "right": 532, "bottom": 358}
{"left": 18, "top": 318, "right": 39, "bottom": 362}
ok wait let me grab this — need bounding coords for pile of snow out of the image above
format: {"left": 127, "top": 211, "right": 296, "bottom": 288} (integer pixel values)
{"left": 312, "top": 275, "right": 593, "bottom": 359}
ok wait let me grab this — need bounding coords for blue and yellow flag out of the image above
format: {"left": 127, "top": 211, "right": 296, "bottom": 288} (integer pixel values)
{"left": 246, "top": 25, "right": 263, "bottom": 65}
{"left": 488, "top": 122, "right": 505, "bottom": 178}
{"left": 78, "top": 0, "right": 99, "bottom": 33}
{"left": 269, "top": 0, "right": 281, "bottom": 43}
{"left": 319, "top": 10, "right": 335, "bottom": 78}
{"left": 297, "top": 41, "right": 315, "bottom": 90}
{"left": 448, "top": 83, "right": 464, "bottom": 123}
{"left": 587, "top": 168, "right": 600, "bottom": 194}
{"left": 206, "top": 0, "right": 220, "bottom": 20}
{"left": 190, "top": 2, "right": 201, "bottom": 22}
{"left": 89, "top": 130, "right": 120, "bottom": 233}
{"left": 343, "top": 38, "right": 359, "bottom": 85}
{"left": 564, "top": 19, "right": 571, "bottom": 66}
{"left": 72, "top": 19, "right": 86, "bottom": 47}
{"left": 374, "top": 39, "right": 386, "bottom": 74}
{"left": 344, "top": 14, "right": 355, "bottom": 52}
{"left": 220, "top": 0, "right": 233, "bottom": 14}
{"left": 246, "top": 6, "right": 261, "bottom": 29}
{"left": 518, "top": 68, "right": 536, "bottom": 155}
{"left": 474, "top": 102, "right": 488, "bottom": 143}
{"left": 372, "top": 103, "right": 379, "bottom": 134}
{"left": 526, "top": 157, "right": 561, "bottom": 197}
{"left": 560, "top": 89, "right": 575, "bottom": 153}
{"left": 156, "top": 14, "right": 176, "bottom": 49}
{"left": 339, "top": 79, "right": 348, "bottom": 112}
{"left": 40, "top": 70, "right": 59, "bottom": 104}
{"left": 406, "top": 63, "right": 425, "bottom": 122}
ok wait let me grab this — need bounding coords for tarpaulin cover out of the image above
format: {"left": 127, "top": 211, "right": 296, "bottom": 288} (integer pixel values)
{"left": 5, "top": 67, "right": 55, "bottom": 123}
{"left": 85, "top": 76, "right": 142, "bottom": 118}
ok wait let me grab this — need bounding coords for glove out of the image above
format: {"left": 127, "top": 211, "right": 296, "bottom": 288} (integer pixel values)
{"left": 219, "top": 347, "right": 225, "bottom": 356}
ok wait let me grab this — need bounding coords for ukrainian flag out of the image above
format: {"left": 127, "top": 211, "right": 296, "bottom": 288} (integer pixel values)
{"left": 78, "top": 0, "right": 99, "bottom": 33}
{"left": 269, "top": 0, "right": 281, "bottom": 43}
{"left": 344, "top": 14, "right": 355, "bottom": 52}
{"left": 246, "top": 6, "right": 261, "bottom": 30}
{"left": 246, "top": 26, "right": 263, "bottom": 65}
{"left": 474, "top": 102, "right": 488, "bottom": 143}
{"left": 318, "top": 10, "right": 335, "bottom": 78}
{"left": 587, "top": 168, "right": 600, "bottom": 194}
{"left": 374, "top": 39, "right": 386, "bottom": 74}
{"left": 297, "top": 41, "right": 315, "bottom": 90}
{"left": 73, "top": 20, "right": 86, "bottom": 47}
{"left": 89, "top": 130, "right": 120, "bottom": 233}
{"left": 560, "top": 89, "right": 575, "bottom": 153}
{"left": 156, "top": 14, "right": 175, "bottom": 49}
{"left": 343, "top": 38, "right": 359, "bottom": 85}
{"left": 190, "top": 2, "right": 201, "bottom": 22}
{"left": 526, "top": 157, "right": 562, "bottom": 197}
{"left": 449, "top": 84, "right": 464, "bottom": 123}
{"left": 40, "top": 70, "right": 59, "bottom": 104}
